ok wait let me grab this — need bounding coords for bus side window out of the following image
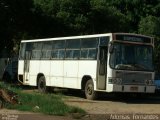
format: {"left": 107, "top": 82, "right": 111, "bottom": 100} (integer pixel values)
{"left": 80, "top": 49, "right": 88, "bottom": 59}
{"left": 19, "top": 43, "right": 26, "bottom": 60}
{"left": 59, "top": 50, "right": 65, "bottom": 59}
{"left": 52, "top": 40, "right": 65, "bottom": 60}
{"left": 30, "top": 42, "right": 42, "bottom": 60}
{"left": 66, "top": 50, "right": 80, "bottom": 60}
{"left": 66, "top": 50, "right": 73, "bottom": 59}
{"left": 80, "top": 38, "right": 98, "bottom": 60}
{"left": 41, "top": 41, "right": 52, "bottom": 59}
{"left": 32, "top": 50, "right": 41, "bottom": 60}
{"left": 72, "top": 50, "right": 80, "bottom": 59}
{"left": 52, "top": 50, "right": 65, "bottom": 59}
{"left": 52, "top": 50, "right": 58, "bottom": 59}
{"left": 88, "top": 49, "right": 97, "bottom": 60}
{"left": 25, "top": 51, "right": 31, "bottom": 60}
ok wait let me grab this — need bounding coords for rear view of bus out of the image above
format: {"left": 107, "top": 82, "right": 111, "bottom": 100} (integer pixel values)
{"left": 107, "top": 33, "right": 155, "bottom": 93}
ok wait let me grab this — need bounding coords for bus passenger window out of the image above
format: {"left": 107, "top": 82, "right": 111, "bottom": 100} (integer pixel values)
{"left": 52, "top": 50, "right": 58, "bottom": 59}
{"left": 73, "top": 50, "right": 80, "bottom": 59}
{"left": 81, "top": 38, "right": 98, "bottom": 48}
{"left": 80, "top": 49, "right": 88, "bottom": 59}
{"left": 41, "top": 41, "right": 52, "bottom": 59}
{"left": 66, "top": 50, "right": 72, "bottom": 59}
{"left": 41, "top": 50, "right": 51, "bottom": 59}
{"left": 31, "top": 50, "right": 41, "bottom": 60}
{"left": 19, "top": 43, "right": 26, "bottom": 60}
{"left": 52, "top": 50, "right": 64, "bottom": 59}
{"left": 59, "top": 50, "right": 65, "bottom": 59}
{"left": 88, "top": 49, "right": 97, "bottom": 59}
{"left": 53, "top": 41, "right": 65, "bottom": 49}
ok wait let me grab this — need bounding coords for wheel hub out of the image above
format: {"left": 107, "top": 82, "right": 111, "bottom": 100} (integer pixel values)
{"left": 87, "top": 84, "right": 93, "bottom": 95}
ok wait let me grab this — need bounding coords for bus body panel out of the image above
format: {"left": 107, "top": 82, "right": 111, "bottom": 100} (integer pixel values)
{"left": 64, "top": 61, "right": 79, "bottom": 77}
{"left": 50, "top": 61, "right": 64, "bottom": 87}
{"left": 78, "top": 61, "right": 97, "bottom": 79}
{"left": 63, "top": 61, "right": 79, "bottom": 88}
{"left": 29, "top": 75, "right": 37, "bottom": 86}
{"left": 18, "top": 60, "right": 24, "bottom": 76}
{"left": 39, "top": 60, "right": 51, "bottom": 86}
{"left": 78, "top": 61, "right": 97, "bottom": 90}
{"left": 29, "top": 61, "right": 40, "bottom": 85}
{"left": 19, "top": 60, "right": 97, "bottom": 89}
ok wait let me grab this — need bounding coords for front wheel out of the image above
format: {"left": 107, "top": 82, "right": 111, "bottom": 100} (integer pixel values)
{"left": 85, "top": 79, "right": 97, "bottom": 100}
{"left": 38, "top": 76, "right": 47, "bottom": 93}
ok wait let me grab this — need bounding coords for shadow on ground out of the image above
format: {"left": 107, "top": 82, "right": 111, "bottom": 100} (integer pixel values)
{"left": 3, "top": 82, "right": 160, "bottom": 105}
{"left": 61, "top": 89, "right": 160, "bottom": 104}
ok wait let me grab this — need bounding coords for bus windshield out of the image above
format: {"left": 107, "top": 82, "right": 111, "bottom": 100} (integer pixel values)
{"left": 110, "top": 43, "right": 154, "bottom": 71}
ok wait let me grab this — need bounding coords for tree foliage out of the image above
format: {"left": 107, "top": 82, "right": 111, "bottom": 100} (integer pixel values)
{"left": 0, "top": 0, "right": 160, "bottom": 70}
{"left": 138, "top": 16, "right": 160, "bottom": 36}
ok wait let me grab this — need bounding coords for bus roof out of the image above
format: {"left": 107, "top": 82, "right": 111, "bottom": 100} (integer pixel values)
{"left": 21, "top": 33, "right": 153, "bottom": 43}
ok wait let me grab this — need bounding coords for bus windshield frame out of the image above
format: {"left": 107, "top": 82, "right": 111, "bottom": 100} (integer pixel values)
{"left": 109, "top": 42, "right": 154, "bottom": 72}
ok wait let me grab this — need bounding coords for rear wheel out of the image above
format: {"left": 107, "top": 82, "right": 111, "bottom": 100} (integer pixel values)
{"left": 38, "top": 76, "right": 47, "bottom": 93}
{"left": 85, "top": 79, "right": 97, "bottom": 100}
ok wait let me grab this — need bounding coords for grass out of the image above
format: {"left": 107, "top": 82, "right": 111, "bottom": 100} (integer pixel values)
{"left": 0, "top": 82, "right": 86, "bottom": 116}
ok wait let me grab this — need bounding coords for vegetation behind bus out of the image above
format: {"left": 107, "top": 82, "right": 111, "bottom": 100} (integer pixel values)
{"left": 0, "top": 0, "right": 160, "bottom": 71}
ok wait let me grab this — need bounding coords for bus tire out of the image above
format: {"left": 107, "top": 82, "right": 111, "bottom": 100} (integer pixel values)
{"left": 38, "top": 76, "right": 47, "bottom": 93}
{"left": 85, "top": 79, "right": 97, "bottom": 100}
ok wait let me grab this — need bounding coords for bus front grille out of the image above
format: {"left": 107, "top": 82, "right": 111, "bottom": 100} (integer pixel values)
{"left": 116, "top": 71, "right": 152, "bottom": 85}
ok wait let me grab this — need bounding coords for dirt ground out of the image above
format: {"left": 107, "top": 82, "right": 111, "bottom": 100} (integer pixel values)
{"left": 64, "top": 92, "right": 160, "bottom": 114}
{"left": 1, "top": 89, "right": 160, "bottom": 120}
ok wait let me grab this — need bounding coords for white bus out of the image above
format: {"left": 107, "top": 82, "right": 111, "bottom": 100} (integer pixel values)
{"left": 18, "top": 33, "right": 155, "bottom": 99}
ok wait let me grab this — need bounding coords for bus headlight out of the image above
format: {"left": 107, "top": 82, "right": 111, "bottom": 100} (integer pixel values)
{"left": 149, "top": 80, "right": 154, "bottom": 85}
{"left": 108, "top": 77, "right": 122, "bottom": 85}
{"left": 145, "top": 80, "right": 154, "bottom": 85}
{"left": 115, "top": 78, "right": 122, "bottom": 84}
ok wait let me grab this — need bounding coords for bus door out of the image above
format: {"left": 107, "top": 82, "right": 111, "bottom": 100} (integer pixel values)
{"left": 97, "top": 47, "right": 107, "bottom": 90}
{"left": 24, "top": 51, "right": 31, "bottom": 83}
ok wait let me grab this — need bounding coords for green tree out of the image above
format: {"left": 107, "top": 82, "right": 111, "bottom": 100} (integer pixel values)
{"left": 0, "top": 0, "right": 14, "bottom": 53}
{"left": 33, "top": 0, "right": 91, "bottom": 35}
{"left": 138, "top": 16, "right": 160, "bottom": 36}
{"left": 108, "top": 0, "right": 160, "bottom": 32}
{"left": 89, "top": 0, "right": 130, "bottom": 33}
{"left": 1, "top": 0, "right": 160, "bottom": 57}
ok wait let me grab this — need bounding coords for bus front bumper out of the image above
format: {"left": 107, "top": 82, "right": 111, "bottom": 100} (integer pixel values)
{"left": 112, "top": 85, "right": 155, "bottom": 93}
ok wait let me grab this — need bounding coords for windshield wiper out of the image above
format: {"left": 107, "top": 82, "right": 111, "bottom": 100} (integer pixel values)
{"left": 130, "top": 64, "right": 147, "bottom": 70}
{"left": 115, "top": 63, "right": 148, "bottom": 71}
{"left": 115, "top": 64, "right": 134, "bottom": 70}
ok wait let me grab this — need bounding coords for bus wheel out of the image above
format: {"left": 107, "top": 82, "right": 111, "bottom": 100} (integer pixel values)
{"left": 85, "top": 79, "right": 97, "bottom": 100}
{"left": 38, "top": 76, "right": 47, "bottom": 93}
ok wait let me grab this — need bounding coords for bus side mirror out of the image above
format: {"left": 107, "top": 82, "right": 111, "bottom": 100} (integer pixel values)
{"left": 109, "top": 43, "right": 114, "bottom": 54}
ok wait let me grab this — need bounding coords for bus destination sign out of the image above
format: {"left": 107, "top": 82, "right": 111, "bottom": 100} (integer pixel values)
{"left": 115, "top": 34, "right": 152, "bottom": 43}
